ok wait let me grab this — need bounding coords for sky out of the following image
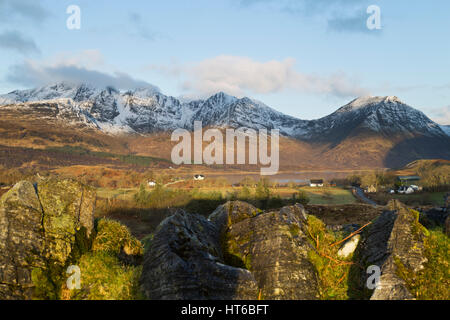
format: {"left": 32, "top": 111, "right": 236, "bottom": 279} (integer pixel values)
{"left": 0, "top": 0, "right": 449, "bottom": 124}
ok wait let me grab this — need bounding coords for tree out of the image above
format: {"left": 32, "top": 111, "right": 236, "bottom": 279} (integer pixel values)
{"left": 133, "top": 184, "right": 150, "bottom": 207}
{"left": 361, "top": 172, "right": 377, "bottom": 189}
{"left": 238, "top": 185, "right": 252, "bottom": 200}
{"left": 255, "top": 179, "right": 271, "bottom": 200}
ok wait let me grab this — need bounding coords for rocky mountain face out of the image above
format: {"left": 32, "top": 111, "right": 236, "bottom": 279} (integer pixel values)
{"left": 0, "top": 83, "right": 302, "bottom": 135}
{"left": 2, "top": 82, "right": 447, "bottom": 139}
{"left": 1, "top": 82, "right": 449, "bottom": 168}
{"left": 300, "top": 96, "right": 447, "bottom": 141}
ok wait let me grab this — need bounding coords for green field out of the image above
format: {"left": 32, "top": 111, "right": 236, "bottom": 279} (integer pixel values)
{"left": 385, "top": 192, "right": 446, "bottom": 206}
{"left": 97, "top": 185, "right": 358, "bottom": 205}
{"left": 297, "top": 187, "right": 357, "bottom": 205}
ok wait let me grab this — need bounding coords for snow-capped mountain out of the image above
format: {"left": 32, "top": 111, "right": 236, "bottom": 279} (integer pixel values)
{"left": 297, "top": 96, "right": 448, "bottom": 142}
{"left": 439, "top": 125, "right": 450, "bottom": 136}
{"left": 0, "top": 82, "right": 448, "bottom": 141}
{"left": 0, "top": 82, "right": 307, "bottom": 136}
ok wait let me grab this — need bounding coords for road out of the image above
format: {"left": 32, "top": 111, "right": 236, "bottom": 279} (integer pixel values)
{"left": 352, "top": 187, "right": 378, "bottom": 207}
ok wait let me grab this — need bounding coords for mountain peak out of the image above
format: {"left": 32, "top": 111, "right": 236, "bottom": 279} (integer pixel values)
{"left": 342, "top": 95, "right": 403, "bottom": 111}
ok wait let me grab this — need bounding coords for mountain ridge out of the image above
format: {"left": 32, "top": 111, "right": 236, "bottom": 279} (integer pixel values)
{"left": 1, "top": 82, "right": 449, "bottom": 169}
{"left": 1, "top": 82, "right": 447, "bottom": 139}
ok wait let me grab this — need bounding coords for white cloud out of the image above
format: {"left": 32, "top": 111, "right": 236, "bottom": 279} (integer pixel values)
{"left": 150, "top": 55, "right": 368, "bottom": 98}
{"left": 427, "top": 106, "right": 450, "bottom": 125}
{"left": 6, "top": 50, "right": 159, "bottom": 91}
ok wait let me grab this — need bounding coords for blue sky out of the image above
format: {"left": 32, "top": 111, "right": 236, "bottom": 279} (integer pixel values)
{"left": 0, "top": 0, "right": 449, "bottom": 124}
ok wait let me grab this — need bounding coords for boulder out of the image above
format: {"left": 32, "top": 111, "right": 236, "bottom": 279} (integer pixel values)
{"left": 0, "top": 179, "right": 96, "bottom": 300}
{"left": 419, "top": 208, "right": 448, "bottom": 230}
{"left": 358, "top": 200, "right": 428, "bottom": 300}
{"left": 141, "top": 201, "right": 320, "bottom": 300}
{"left": 0, "top": 181, "right": 46, "bottom": 299}
{"left": 140, "top": 210, "right": 258, "bottom": 300}
{"left": 38, "top": 178, "right": 96, "bottom": 264}
{"left": 212, "top": 202, "right": 319, "bottom": 300}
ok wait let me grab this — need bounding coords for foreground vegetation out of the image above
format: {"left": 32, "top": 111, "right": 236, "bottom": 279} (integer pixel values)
{"left": 33, "top": 218, "right": 144, "bottom": 300}
{"left": 396, "top": 227, "right": 449, "bottom": 300}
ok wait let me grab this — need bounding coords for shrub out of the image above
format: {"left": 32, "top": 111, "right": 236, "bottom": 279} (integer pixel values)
{"left": 294, "top": 190, "right": 310, "bottom": 206}
{"left": 395, "top": 227, "right": 449, "bottom": 300}
{"left": 93, "top": 219, "right": 143, "bottom": 257}
{"left": 305, "top": 215, "right": 356, "bottom": 300}
{"left": 67, "top": 251, "right": 142, "bottom": 300}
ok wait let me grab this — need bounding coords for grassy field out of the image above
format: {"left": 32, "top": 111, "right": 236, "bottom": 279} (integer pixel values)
{"left": 368, "top": 191, "right": 447, "bottom": 206}
{"left": 97, "top": 185, "right": 357, "bottom": 205}
{"left": 297, "top": 187, "right": 357, "bottom": 205}
{"left": 391, "top": 192, "right": 446, "bottom": 206}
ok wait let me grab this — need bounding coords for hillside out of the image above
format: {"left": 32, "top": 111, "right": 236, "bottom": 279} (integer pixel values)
{"left": 0, "top": 82, "right": 449, "bottom": 170}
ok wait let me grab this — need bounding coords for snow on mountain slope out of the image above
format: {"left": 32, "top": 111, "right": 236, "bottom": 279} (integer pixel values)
{"left": 0, "top": 83, "right": 448, "bottom": 142}
{"left": 0, "top": 83, "right": 306, "bottom": 136}
{"left": 439, "top": 125, "right": 450, "bottom": 136}
{"left": 298, "top": 96, "right": 447, "bottom": 141}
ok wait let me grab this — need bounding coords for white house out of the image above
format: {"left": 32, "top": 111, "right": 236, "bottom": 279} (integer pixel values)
{"left": 309, "top": 179, "right": 324, "bottom": 187}
{"left": 194, "top": 175, "right": 205, "bottom": 181}
{"left": 148, "top": 181, "right": 156, "bottom": 187}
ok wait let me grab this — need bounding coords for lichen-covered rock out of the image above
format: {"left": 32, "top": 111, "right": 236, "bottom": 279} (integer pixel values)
{"left": 213, "top": 202, "right": 319, "bottom": 300}
{"left": 141, "top": 201, "right": 320, "bottom": 300}
{"left": 358, "top": 200, "right": 428, "bottom": 300}
{"left": 38, "top": 179, "right": 96, "bottom": 264}
{"left": 0, "top": 179, "right": 96, "bottom": 300}
{"left": 208, "top": 200, "right": 261, "bottom": 235}
{"left": 0, "top": 181, "right": 46, "bottom": 299}
{"left": 140, "top": 210, "right": 258, "bottom": 300}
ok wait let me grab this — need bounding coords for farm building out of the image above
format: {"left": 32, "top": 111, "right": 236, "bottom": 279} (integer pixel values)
{"left": 148, "top": 181, "right": 156, "bottom": 187}
{"left": 397, "top": 176, "right": 421, "bottom": 186}
{"left": 309, "top": 179, "right": 324, "bottom": 187}
{"left": 194, "top": 175, "right": 205, "bottom": 181}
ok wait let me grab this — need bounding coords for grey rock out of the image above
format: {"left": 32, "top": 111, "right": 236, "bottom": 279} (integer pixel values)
{"left": 0, "top": 181, "right": 46, "bottom": 300}
{"left": 0, "top": 179, "right": 96, "bottom": 300}
{"left": 358, "top": 200, "right": 427, "bottom": 300}
{"left": 215, "top": 202, "right": 319, "bottom": 300}
{"left": 140, "top": 210, "right": 258, "bottom": 300}
{"left": 141, "top": 202, "right": 320, "bottom": 300}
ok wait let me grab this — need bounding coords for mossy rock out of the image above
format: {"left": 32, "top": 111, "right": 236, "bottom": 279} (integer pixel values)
{"left": 38, "top": 178, "right": 96, "bottom": 264}
{"left": 0, "top": 179, "right": 97, "bottom": 300}
{"left": 209, "top": 201, "right": 260, "bottom": 235}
